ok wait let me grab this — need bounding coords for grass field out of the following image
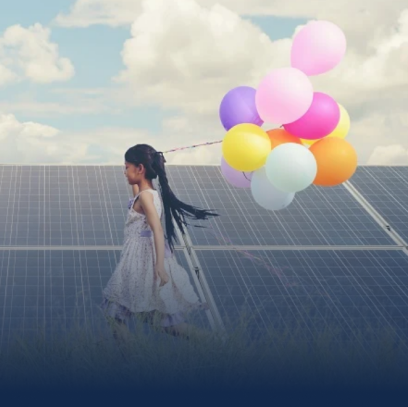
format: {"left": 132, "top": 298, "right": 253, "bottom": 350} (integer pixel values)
{"left": 1, "top": 305, "right": 407, "bottom": 392}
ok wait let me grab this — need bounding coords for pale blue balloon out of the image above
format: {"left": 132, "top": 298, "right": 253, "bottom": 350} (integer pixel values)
{"left": 265, "top": 143, "right": 317, "bottom": 193}
{"left": 250, "top": 166, "right": 295, "bottom": 211}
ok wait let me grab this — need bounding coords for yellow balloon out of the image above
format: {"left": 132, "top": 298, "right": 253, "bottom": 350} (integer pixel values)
{"left": 301, "top": 104, "right": 351, "bottom": 146}
{"left": 222, "top": 124, "right": 271, "bottom": 172}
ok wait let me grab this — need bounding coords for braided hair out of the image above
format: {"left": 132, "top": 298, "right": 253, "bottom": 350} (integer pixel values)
{"left": 124, "top": 144, "right": 219, "bottom": 251}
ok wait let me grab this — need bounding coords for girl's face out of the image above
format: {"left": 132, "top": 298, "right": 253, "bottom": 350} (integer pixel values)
{"left": 124, "top": 161, "right": 143, "bottom": 184}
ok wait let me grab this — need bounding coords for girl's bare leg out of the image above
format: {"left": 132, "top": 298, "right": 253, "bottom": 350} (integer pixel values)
{"left": 140, "top": 309, "right": 215, "bottom": 341}
{"left": 106, "top": 316, "right": 131, "bottom": 345}
{"left": 162, "top": 322, "right": 213, "bottom": 341}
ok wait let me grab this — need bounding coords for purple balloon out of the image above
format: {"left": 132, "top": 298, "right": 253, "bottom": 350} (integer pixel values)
{"left": 221, "top": 156, "right": 253, "bottom": 188}
{"left": 219, "top": 86, "right": 264, "bottom": 131}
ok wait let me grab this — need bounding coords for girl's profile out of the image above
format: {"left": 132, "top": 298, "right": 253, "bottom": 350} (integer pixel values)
{"left": 100, "top": 144, "right": 219, "bottom": 342}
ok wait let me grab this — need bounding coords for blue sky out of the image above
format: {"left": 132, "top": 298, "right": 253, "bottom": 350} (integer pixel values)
{"left": 0, "top": 0, "right": 306, "bottom": 135}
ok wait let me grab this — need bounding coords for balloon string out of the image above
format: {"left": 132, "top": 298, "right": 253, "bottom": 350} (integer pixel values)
{"left": 163, "top": 140, "right": 223, "bottom": 154}
{"left": 161, "top": 125, "right": 284, "bottom": 155}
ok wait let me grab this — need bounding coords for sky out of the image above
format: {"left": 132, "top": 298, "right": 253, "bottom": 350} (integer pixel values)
{"left": 0, "top": 0, "right": 407, "bottom": 165}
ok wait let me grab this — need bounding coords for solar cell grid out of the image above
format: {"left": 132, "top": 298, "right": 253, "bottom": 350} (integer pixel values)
{"left": 195, "top": 249, "right": 408, "bottom": 341}
{"left": 0, "top": 166, "right": 131, "bottom": 246}
{"left": 0, "top": 249, "right": 210, "bottom": 349}
{"left": 166, "top": 166, "right": 396, "bottom": 246}
{"left": 349, "top": 166, "right": 408, "bottom": 242}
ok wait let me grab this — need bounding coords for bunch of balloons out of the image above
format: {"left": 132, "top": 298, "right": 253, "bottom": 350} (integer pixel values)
{"left": 219, "top": 21, "right": 357, "bottom": 211}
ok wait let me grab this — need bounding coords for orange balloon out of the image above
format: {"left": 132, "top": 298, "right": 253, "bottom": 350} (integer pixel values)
{"left": 267, "top": 128, "right": 303, "bottom": 150}
{"left": 309, "top": 138, "right": 358, "bottom": 186}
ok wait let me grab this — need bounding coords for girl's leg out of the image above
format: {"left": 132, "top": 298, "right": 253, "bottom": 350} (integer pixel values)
{"left": 106, "top": 316, "right": 130, "bottom": 344}
{"left": 140, "top": 311, "right": 213, "bottom": 341}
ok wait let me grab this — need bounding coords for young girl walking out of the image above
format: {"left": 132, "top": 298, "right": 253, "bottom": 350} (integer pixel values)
{"left": 100, "top": 144, "right": 219, "bottom": 343}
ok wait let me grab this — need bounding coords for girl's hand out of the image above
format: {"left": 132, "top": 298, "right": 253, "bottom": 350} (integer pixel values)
{"left": 155, "top": 264, "right": 169, "bottom": 287}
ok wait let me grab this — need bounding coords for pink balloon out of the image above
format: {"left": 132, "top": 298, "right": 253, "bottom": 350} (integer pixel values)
{"left": 291, "top": 21, "right": 347, "bottom": 76}
{"left": 283, "top": 92, "right": 340, "bottom": 140}
{"left": 255, "top": 67, "right": 313, "bottom": 124}
{"left": 221, "top": 156, "right": 253, "bottom": 188}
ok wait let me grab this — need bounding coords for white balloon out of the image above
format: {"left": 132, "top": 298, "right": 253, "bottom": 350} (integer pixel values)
{"left": 251, "top": 166, "right": 295, "bottom": 211}
{"left": 265, "top": 143, "right": 317, "bottom": 193}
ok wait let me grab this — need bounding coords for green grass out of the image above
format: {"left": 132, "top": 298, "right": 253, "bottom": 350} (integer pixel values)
{"left": 1, "top": 305, "right": 407, "bottom": 390}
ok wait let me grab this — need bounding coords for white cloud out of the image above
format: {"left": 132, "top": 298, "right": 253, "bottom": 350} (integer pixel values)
{"left": 114, "top": 0, "right": 408, "bottom": 109}
{"left": 367, "top": 145, "right": 408, "bottom": 165}
{"left": 54, "top": 0, "right": 142, "bottom": 27}
{"left": 0, "top": 113, "right": 59, "bottom": 141}
{"left": 114, "top": 0, "right": 287, "bottom": 114}
{"left": 0, "top": 112, "right": 153, "bottom": 165}
{"left": 0, "top": 113, "right": 61, "bottom": 163}
{"left": 160, "top": 114, "right": 222, "bottom": 165}
{"left": 0, "top": 87, "right": 130, "bottom": 118}
{"left": 0, "top": 23, "right": 74, "bottom": 85}
{"left": 53, "top": 0, "right": 407, "bottom": 48}
{"left": 0, "top": 63, "right": 19, "bottom": 86}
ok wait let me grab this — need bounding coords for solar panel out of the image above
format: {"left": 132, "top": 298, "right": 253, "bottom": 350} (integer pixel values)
{"left": 195, "top": 249, "right": 408, "bottom": 342}
{"left": 166, "top": 166, "right": 396, "bottom": 247}
{"left": 0, "top": 166, "right": 148, "bottom": 246}
{"left": 349, "top": 167, "right": 408, "bottom": 243}
{"left": 0, "top": 165, "right": 396, "bottom": 248}
{"left": 390, "top": 166, "right": 408, "bottom": 181}
{"left": 0, "top": 248, "right": 210, "bottom": 349}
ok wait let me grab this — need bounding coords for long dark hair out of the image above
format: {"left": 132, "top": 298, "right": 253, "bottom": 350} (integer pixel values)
{"left": 125, "top": 144, "right": 219, "bottom": 251}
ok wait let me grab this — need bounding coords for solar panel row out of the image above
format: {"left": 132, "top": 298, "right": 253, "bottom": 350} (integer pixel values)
{"left": 0, "top": 166, "right": 400, "bottom": 247}
{"left": 0, "top": 165, "right": 408, "bottom": 349}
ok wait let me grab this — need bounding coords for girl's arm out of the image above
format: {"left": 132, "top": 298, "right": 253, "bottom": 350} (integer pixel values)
{"left": 139, "top": 192, "right": 165, "bottom": 266}
{"left": 132, "top": 184, "right": 139, "bottom": 197}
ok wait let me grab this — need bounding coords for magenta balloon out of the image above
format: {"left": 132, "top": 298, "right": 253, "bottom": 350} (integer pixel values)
{"left": 221, "top": 156, "right": 253, "bottom": 188}
{"left": 283, "top": 92, "right": 340, "bottom": 140}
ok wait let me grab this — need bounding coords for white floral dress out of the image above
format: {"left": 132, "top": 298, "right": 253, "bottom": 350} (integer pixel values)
{"left": 100, "top": 189, "right": 207, "bottom": 327}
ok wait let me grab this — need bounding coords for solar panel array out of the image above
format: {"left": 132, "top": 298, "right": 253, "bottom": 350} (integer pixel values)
{"left": 0, "top": 165, "right": 407, "bottom": 349}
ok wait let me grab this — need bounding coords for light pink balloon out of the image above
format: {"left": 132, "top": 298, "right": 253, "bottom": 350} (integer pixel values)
{"left": 291, "top": 21, "right": 347, "bottom": 76}
{"left": 255, "top": 67, "right": 314, "bottom": 124}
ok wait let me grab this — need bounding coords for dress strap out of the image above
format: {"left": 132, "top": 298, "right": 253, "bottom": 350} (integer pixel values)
{"left": 131, "top": 189, "right": 159, "bottom": 213}
{"left": 133, "top": 188, "right": 156, "bottom": 202}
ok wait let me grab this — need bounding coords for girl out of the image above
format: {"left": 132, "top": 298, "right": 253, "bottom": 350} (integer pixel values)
{"left": 100, "top": 144, "right": 219, "bottom": 343}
